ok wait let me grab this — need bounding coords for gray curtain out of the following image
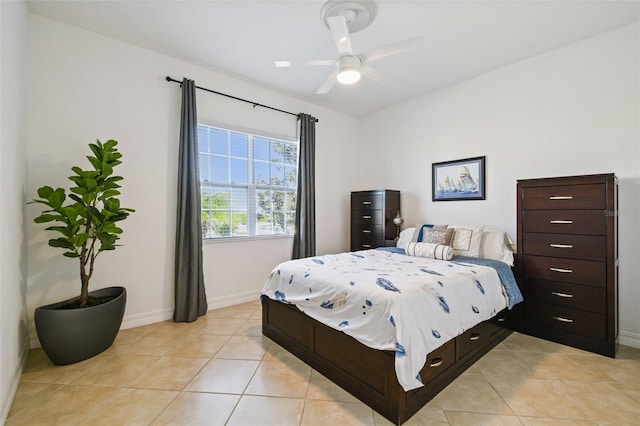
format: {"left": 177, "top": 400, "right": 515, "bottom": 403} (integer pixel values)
{"left": 174, "top": 78, "right": 208, "bottom": 322}
{"left": 292, "top": 113, "right": 317, "bottom": 259}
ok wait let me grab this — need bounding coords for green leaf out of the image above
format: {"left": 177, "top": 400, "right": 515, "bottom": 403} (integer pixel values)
{"left": 87, "top": 156, "right": 101, "bottom": 170}
{"left": 70, "top": 187, "right": 88, "bottom": 195}
{"left": 89, "top": 143, "right": 102, "bottom": 160}
{"left": 45, "top": 225, "right": 70, "bottom": 234}
{"left": 62, "top": 206, "right": 79, "bottom": 224}
{"left": 71, "top": 233, "right": 90, "bottom": 247}
{"left": 63, "top": 252, "right": 81, "bottom": 258}
{"left": 37, "top": 186, "right": 54, "bottom": 198}
{"left": 83, "top": 178, "right": 98, "bottom": 191}
{"left": 47, "top": 189, "right": 66, "bottom": 210}
{"left": 101, "top": 163, "right": 113, "bottom": 177}
{"left": 34, "top": 214, "right": 63, "bottom": 223}
{"left": 103, "top": 139, "right": 118, "bottom": 150}
{"left": 98, "top": 189, "right": 121, "bottom": 200}
{"left": 68, "top": 194, "right": 83, "bottom": 204}
{"left": 104, "top": 198, "right": 121, "bottom": 211}
{"left": 48, "top": 238, "right": 75, "bottom": 250}
{"left": 86, "top": 205, "right": 104, "bottom": 221}
{"left": 98, "top": 232, "right": 116, "bottom": 245}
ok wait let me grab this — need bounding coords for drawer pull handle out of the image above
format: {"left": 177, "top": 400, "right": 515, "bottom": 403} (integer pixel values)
{"left": 550, "top": 220, "right": 573, "bottom": 224}
{"left": 497, "top": 317, "right": 506, "bottom": 322}
{"left": 550, "top": 267, "right": 573, "bottom": 273}
{"left": 469, "top": 333, "right": 480, "bottom": 341}
{"left": 362, "top": 244, "right": 372, "bottom": 248}
{"left": 549, "top": 196, "right": 573, "bottom": 200}
{"left": 362, "top": 215, "right": 372, "bottom": 219}
{"left": 362, "top": 230, "right": 371, "bottom": 233}
{"left": 551, "top": 291, "right": 573, "bottom": 298}
{"left": 552, "top": 316, "right": 574, "bottom": 323}
{"left": 362, "top": 201, "right": 372, "bottom": 205}
{"left": 550, "top": 243, "right": 573, "bottom": 249}
{"left": 429, "top": 358, "right": 443, "bottom": 368}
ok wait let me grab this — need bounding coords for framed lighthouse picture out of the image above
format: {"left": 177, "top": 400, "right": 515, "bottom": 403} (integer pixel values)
{"left": 432, "top": 156, "right": 485, "bottom": 201}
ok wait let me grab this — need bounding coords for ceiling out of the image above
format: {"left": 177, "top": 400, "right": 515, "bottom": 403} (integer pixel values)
{"left": 27, "top": 0, "right": 639, "bottom": 117}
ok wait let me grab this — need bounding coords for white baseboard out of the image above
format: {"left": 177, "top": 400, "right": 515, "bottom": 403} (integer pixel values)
{"left": 619, "top": 329, "right": 640, "bottom": 349}
{"left": 29, "top": 291, "right": 263, "bottom": 348}
{"left": 2, "top": 333, "right": 30, "bottom": 422}
{"left": 207, "top": 290, "right": 261, "bottom": 311}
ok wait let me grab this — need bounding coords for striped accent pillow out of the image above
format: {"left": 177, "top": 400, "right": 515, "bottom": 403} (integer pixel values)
{"left": 405, "top": 242, "right": 453, "bottom": 260}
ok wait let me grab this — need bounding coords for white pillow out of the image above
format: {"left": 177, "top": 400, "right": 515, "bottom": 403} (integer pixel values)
{"left": 480, "top": 230, "right": 514, "bottom": 266}
{"left": 405, "top": 242, "right": 453, "bottom": 260}
{"left": 448, "top": 225, "right": 485, "bottom": 257}
{"left": 396, "top": 227, "right": 415, "bottom": 249}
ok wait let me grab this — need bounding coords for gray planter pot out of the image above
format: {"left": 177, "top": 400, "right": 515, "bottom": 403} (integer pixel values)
{"left": 34, "top": 286, "right": 127, "bottom": 365}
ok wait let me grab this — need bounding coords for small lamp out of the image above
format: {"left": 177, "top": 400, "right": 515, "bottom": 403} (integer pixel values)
{"left": 393, "top": 211, "right": 404, "bottom": 240}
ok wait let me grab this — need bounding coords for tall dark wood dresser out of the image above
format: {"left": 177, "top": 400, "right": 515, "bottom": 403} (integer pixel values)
{"left": 516, "top": 173, "right": 618, "bottom": 357}
{"left": 350, "top": 190, "right": 400, "bottom": 251}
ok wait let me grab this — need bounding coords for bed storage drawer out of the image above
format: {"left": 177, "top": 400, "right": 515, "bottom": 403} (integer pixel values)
{"left": 523, "top": 255, "right": 605, "bottom": 287}
{"left": 521, "top": 233, "right": 606, "bottom": 261}
{"left": 522, "top": 184, "right": 605, "bottom": 210}
{"left": 522, "top": 210, "right": 606, "bottom": 235}
{"left": 314, "top": 323, "right": 392, "bottom": 395}
{"left": 418, "top": 339, "right": 456, "bottom": 384}
{"left": 457, "top": 322, "right": 492, "bottom": 360}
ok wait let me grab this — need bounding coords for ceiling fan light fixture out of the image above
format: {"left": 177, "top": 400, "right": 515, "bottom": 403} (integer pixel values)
{"left": 336, "top": 55, "right": 362, "bottom": 85}
{"left": 337, "top": 68, "right": 361, "bottom": 84}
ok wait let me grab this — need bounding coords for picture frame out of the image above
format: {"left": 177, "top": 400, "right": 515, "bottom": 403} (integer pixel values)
{"left": 432, "top": 156, "right": 485, "bottom": 201}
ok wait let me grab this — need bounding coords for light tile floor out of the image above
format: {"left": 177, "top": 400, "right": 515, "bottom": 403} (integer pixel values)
{"left": 7, "top": 300, "right": 640, "bottom": 425}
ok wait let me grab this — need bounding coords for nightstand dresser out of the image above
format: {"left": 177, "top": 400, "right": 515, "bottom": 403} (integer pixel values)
{"left": 350, "top": 190, "right": 400, "bottom": 251}
{"left": 516, "top": 173, "right": 618, "bottom": 357}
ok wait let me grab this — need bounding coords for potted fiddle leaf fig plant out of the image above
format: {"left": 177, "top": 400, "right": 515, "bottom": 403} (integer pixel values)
{"left": 30, "top": 139, "right": 135, "bottom": 365}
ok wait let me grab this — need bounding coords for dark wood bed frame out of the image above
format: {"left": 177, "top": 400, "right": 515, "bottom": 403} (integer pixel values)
{"left": 262, "top": 295, "right": 513, "bottom": 425}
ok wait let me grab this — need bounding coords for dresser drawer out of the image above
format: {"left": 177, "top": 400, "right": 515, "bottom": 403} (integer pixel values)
{"left": 351, "top": 224, "right": 383, "bottom": 238}
{"left": 351, "top": 236, "right": 383, "bottom": 251}
{"left": 418, "top": 339, "right": 456, "bottom": 384}
{"left": 351, "top": 193, "right": 383, "bottom": 210}
{"left": 351, "top": 209, "right": 383, "bottom": 225}
{"left": 522, "top": 184, "right": 605, "bottom": 210}
{"left": 524, "top": 279, "right": 605, "bottom": 314}
{"left": 457, "top": 321, "right": 492, "bottom": 360}
{"left": 521, "top": 233, "right": 606, "bottom": 260}
{"left": 523, "top": 255, "right": 605, "bottom": 287}
{"left": 526, "top": 303, "right": 606, "bottom": 340}
{"left": 523, "top": 210, "right": 605, "bottom": 235}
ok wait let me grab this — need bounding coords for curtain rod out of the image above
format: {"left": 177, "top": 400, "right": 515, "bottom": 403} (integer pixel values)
{"left": 165, "top": 76, "right": 318, "bottom": 123}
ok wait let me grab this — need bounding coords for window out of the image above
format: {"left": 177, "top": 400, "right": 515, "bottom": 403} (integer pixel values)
{"left": 198, "top": 123, "right": 298, "bottom": 239}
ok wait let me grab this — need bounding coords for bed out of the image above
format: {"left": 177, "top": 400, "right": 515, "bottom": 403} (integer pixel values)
{"left": 261, "top": 225, "right": 523, "bottom": 425}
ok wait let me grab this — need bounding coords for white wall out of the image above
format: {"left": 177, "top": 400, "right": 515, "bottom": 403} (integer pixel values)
{"left": 26, "top": 15, "right": 358, "bottom": 343}
{"left": 359, "top": 24, "right": 640, "bottom": 348}
{"left": 1, "top": 0, "right": 30, "bottom": 421}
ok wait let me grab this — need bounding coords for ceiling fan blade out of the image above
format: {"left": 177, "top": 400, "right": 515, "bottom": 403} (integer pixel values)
{"left": 360, "top": 65, "right": 388, "bottom": 86}
{"left": 275, "top": 59, "right": 335, "bottom": 68}
{"left": 316, "top": 70, "right": 338, "bottom": 95}
{"left": 327, "top": 15, "right": 353, "bottom": 56}
{"left": 360, "top": 36, "right": 424, "bottom": 63}
{"left": 305, "top": 60, "right": 335, "bottom": 66}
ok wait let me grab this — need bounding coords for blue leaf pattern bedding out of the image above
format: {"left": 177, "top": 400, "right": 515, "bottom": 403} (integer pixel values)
{"left": 262, "top": 249, "right": 522, "bottom": 391}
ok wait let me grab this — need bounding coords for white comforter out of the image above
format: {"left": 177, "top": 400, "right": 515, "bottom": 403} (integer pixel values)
{"left": 261, "top": 249, "right": 508, "bottom": 391}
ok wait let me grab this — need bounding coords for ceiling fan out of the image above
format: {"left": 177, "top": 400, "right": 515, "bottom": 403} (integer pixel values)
{"left": 275, "top": 0, "right": 424, "bottom": 94}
